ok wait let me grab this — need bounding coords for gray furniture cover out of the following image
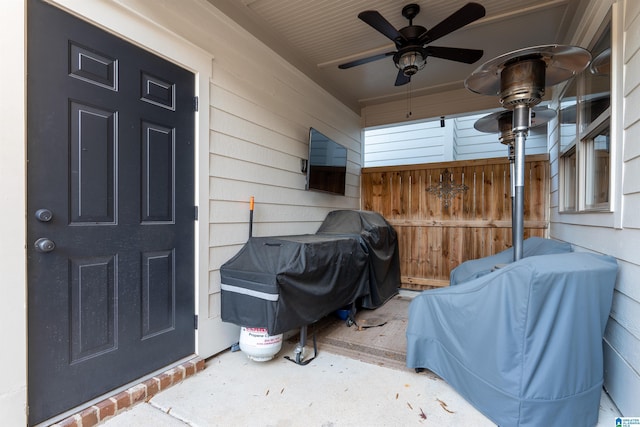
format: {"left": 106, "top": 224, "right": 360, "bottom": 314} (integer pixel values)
{"left": 406, "top": 252, "right": 617, "bottom": 427}
{"left": 221, "top": 210, "right": 400, "bottom": 335}
{"left": 449, "top": 237, "right": 572, "bottom": 285}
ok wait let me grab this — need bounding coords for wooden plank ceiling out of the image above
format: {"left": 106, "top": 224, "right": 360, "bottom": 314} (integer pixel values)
{"left": 206, "top": 0, "right": 578, "bottom": 111}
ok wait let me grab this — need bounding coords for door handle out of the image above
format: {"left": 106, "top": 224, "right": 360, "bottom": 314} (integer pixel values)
{"left": 34, "top": 238, "right": 56, "bottom": 253}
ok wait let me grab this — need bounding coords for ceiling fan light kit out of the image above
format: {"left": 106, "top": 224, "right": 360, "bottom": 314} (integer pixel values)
{"left": 396, "top": 49, "right": 426, "bottom": 76}
{"left": 339, "top": 3, "right": 486, "bottom": 86}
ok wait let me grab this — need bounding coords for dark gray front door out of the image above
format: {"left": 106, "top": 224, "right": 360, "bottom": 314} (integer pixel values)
{"left": 27, "top": 1, "right": 195, "bottom": 424}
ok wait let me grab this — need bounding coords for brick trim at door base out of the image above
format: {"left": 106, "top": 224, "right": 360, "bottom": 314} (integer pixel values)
{"left": 51, "top": 357, "right": 205, "bottom": 427}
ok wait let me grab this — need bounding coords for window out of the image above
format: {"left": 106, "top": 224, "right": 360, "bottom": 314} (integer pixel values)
{"left": 559, "top": 20, "right": 611, "bottom": 212}
{"left": 561, "top": 146, "right": 577, "bottom": 210}
{"left": 584, "top": 119, "right": 610, "bottom": 208}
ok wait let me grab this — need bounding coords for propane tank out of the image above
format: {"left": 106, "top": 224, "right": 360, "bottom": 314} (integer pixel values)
{"left": 239, "top": 327, "right": 283, "bottom": 362}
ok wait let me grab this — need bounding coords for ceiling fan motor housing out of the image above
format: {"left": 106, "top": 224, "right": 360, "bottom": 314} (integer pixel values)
{"left": 499, "top": 56, "right": 547, "bottom": 108}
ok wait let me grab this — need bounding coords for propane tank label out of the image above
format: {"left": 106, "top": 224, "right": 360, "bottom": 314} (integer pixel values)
{"left": 242, "top": 327, "right": 282, "bottom": 344}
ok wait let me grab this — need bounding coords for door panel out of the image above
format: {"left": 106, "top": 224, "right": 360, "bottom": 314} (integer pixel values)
{"left": 70, "top": 255, "right": 117, "bottom": 362}
{"left": 142, "top": 121, "right": 175, "bottom": 222}
{"left": 142, "top": 249, "right": 175, "bottom": 338}
{"left": 27, "top": 0, "right": 195, "bottom": 424}
{"left": 70, "top": 102, "right": 117, "bottom": 223}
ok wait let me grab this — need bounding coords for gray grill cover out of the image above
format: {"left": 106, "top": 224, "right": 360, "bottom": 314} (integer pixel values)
{"left": 221, "top": 210, "right": 400, "bottom": 335}
{"left": 407, "top": 252, "right": 617, "bottom": 426}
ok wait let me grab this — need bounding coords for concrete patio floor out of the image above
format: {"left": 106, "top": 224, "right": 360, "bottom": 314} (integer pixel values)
{"left": 101, "top": 339, "right": 621, "bottom": 427}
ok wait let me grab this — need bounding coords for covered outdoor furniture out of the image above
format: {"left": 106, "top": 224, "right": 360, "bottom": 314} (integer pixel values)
{"left": 449, "top": 237, "right": 572, "bottom": 285}
{"left": 220, "top": 210, "right": 400, "bottom": 335}
{"left": 406, "top": 252, "right": 617, "bottom": 427}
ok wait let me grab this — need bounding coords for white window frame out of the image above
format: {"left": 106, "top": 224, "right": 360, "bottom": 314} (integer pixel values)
{"left": 559, "top": 9, "right": 617, "bottom": 217}
{"left": 581, "top": 112, "right": 611, "bottom": 210}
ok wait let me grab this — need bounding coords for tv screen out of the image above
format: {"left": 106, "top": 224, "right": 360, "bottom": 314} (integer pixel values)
{"left": 306, "top": 128, "right": 347, "bottom": 195}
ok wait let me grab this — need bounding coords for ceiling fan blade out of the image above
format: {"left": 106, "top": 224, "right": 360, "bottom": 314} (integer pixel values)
{"left": 425, "top": 46, "right": 484, "bottom": 64}
{"left": 420, "top": 3, "right": 486, "bottom": 44}
{"left": 338, "top": 52, "right": 395, "bottom": 69}
{"left": 395, "top": 70, "right": 411, "bottom": 86}
{"left": 358, "top": 10, "right": 407, "bottom": 43}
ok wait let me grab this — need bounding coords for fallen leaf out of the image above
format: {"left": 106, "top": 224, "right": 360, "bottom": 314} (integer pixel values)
{"left": 407, "top": 402, "right": 413, "bottom": 410}
{"left": 280, "top": 388, "right": 285, "bottom": 394}
{"left": 419, "top": 408, "right": 427, "bottom": 420}
{"left": 437, "top": 398, "right": 455, "bottom": 414}
{"left": 265, "top": 389, "right": 269, "bottom": 396}
{"left": 395, "top": 393, "right": 399, "bottom": 400}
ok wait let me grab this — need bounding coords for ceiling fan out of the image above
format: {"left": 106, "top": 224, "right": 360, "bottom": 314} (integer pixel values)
{"left": 339, "top": 2, "right": 486, "bottom": 86}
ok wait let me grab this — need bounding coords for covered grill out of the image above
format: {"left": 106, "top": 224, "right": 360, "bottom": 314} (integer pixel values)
{"left": 220, "top": 210, "right": 400, "bottom": 335}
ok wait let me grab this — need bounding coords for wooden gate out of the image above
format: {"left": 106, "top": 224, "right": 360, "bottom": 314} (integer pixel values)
{"left": 361, "top": 154, "right": 549, "bottom": 289}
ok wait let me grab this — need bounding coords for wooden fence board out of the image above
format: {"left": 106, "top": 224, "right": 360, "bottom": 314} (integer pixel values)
{"left": 362, "top": 154, "right": 549, "bottom": 289}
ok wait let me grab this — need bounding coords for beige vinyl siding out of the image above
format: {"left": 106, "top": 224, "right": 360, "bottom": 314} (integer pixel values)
{"left": 607, "top": 0, "right": 640, "bottom": 413}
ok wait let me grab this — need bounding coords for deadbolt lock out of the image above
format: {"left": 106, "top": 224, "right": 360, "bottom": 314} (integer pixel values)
{"left": 35, "top": 209, "right": 53, "bottom": 222}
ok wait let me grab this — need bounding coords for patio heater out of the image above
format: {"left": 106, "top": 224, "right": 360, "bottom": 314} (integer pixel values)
{"left": 465, "top": 45, "right": 591, "bottom": 260}
{"left": 474, "top": 107, "right": 556, "bottom": 251}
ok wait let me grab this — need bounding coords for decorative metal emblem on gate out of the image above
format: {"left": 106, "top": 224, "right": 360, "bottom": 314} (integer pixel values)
{"left": 427, "top": 169, "right": 468, "bottom": 208}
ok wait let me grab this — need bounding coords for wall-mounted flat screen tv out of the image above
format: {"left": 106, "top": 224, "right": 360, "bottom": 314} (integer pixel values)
{"left": 306, "top": 128, "right": 347, "bottom": 196}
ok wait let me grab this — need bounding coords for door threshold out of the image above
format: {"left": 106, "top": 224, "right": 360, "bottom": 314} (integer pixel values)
{"left": 42, "top": 355, "right": 205, "bottom": 427}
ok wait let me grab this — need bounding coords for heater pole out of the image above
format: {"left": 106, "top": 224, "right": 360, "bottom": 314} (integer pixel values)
{"left": 509, "top": 144, "right": 516, "bottom": 256}
{"left": 512, "top": 104, "right": 531, "bottom": 261}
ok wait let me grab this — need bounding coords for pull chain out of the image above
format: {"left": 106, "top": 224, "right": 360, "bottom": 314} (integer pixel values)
{"left": 406, "top": 80, "right": 413, "bottom": 118}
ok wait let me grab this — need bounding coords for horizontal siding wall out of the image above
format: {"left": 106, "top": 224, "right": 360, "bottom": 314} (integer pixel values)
{"left": 454, "top": 113, "right": 549, "bottom": 160}
{"left": 549, "top": 0, "right": 639, "bottom": 415}
{"left": 453, "top": 113, "right": 504, "bottom": 160}
{"left": 365, "top": 120, "right": 448, "bottom": 166}
{"left": 610, "top": 0, "right": 640, "bottom": 413}
{"left": 364, "top": 112, "right": 550, "bottom": 167}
